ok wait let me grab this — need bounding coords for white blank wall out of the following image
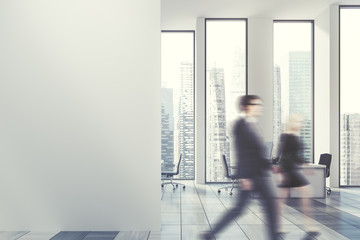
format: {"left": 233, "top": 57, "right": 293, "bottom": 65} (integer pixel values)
{"left": 315, "top": 8, "right": 331, "bottom": 161}
{"left": 248, "top": 18, "right": 274, "bottom": 142}
{"left": 329, "top": 4, "right": 340, "bottom": 187}
{"left": 0, "top": 0, "right": 160, "bottom": 230}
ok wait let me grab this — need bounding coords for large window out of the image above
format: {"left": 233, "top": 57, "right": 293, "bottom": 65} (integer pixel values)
{"left": 161, "top": 31, "right": 195, "bottom": 179}
{"left": 340, "top": 7, "right": 360, "bottom": 186}
{"left": 273, "top": 21, "right": 314, "bottom": 162}
{"left": 205, "top": 19, "right": 247, "bottom": 182}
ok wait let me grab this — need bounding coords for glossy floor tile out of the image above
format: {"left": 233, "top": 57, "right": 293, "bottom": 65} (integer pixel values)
{"left": 50, "top": 231, "right": 89, "bottom": 240}
{"left": 2, "top": 181, "right": 360, "bottom": 239}
{"left": 17, "top": 232, "right": 59, "bottom": 240}
{"left": 0, "top": 231, "right": 29, "bottom": 240}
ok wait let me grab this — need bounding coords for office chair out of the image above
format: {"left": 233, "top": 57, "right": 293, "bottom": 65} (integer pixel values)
{"left": 318, "top": 153, "right": 332, "bottom": 195}
{"left": 217, "top": 155, "right": 238, "bottom": 195}
{"left": 161, "top": 154, "right": 185, "bottom": 190}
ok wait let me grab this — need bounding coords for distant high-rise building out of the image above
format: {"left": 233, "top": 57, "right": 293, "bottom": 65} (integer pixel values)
{"left": 178, "top": 61, "right": 195, "bottom": 179}
{"left": 288, "top": 51, "right": 312, "bottom": 162}
{"left": 227, "top": 47, "right": 246, "bottom": 119}
{"left": 273, "top": 64, "right": 281, "bottom": 156}
{"left": 206, "top": 67, "right": 227, "bottom": 182}
{"left": 161, "top": 88, "right": 174, "bottom": 172}
{"left": 340, "top": 113, "right": 360, "bottom": 185}
{"left": 228, "top": 47, "right": 246, "bottom": 167}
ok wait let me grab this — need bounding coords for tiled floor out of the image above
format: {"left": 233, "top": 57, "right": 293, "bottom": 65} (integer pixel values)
{"left": 154, "top": 181, "right": 360, "bottom": 240}
{"left": 1, "top": 182, "right": 360, "bottom": 239}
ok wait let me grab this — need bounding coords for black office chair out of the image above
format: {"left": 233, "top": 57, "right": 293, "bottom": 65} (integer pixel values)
{"left": 318, "top": 153, "right": 332, "bottom": 195}
{"left": 161, "top": 154, "right": 185, "bottom": 190}
{"left": 217, "top": 155, "right": 238, "bottom": 195}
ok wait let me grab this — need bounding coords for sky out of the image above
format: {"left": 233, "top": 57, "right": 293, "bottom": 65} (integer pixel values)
{"left": 206, "top": 20, "right": 246, "bottom": 121}
{"left": 161, "top": 32, "right": 194, "bottom": 124}
{"left": 273, "top": 21, "right": 312, "bottom": 121}
{"left": 340, "top": 8, "right": 360, "bottom": 114}
{"left": 161, "top": 32, "right": 193, "bottom": 89}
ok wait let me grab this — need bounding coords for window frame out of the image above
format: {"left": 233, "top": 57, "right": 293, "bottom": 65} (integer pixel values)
{"left": 273, "top": 19, "right": 315, "bottom": 164}
{"left": 338, "top": 6, "right": 360, "bottom": 187}
{"left": 161, "top": 30, "right": 196, "bottom": 180}
{"left": 204, "top": 18, "right": 248, "bottom": 183}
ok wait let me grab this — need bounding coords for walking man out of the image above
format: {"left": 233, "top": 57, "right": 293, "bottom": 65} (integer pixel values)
{"left": 200, "top": 95, "right": 279, "bottom": 240}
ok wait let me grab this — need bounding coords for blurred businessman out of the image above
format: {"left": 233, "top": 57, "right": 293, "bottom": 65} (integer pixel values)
{"left": 200, "top": 95, "right": 279, "bottom": 240}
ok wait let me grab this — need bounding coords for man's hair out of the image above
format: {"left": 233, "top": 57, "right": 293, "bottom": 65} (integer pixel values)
{"left": 238, "top": 95, "right": 262, "bottom": 112}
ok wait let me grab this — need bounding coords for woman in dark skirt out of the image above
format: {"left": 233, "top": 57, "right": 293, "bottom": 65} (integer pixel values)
{"left": 278, "top": 133, "right": 309, "bottom": 188}
{"left": 277, "top": 114, "right": 317, "bottom": 234}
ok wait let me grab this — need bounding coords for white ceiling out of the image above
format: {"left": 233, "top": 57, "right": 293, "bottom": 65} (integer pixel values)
{"left": 161, "top": 0, "right": 359, "bottom": 28}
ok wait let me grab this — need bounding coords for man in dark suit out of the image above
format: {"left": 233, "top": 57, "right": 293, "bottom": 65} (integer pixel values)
{"left": 200, "top": 95, "right": 279, "bottom": 240}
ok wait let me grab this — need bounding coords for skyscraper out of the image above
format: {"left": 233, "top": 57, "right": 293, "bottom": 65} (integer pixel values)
{"left": 227, "top": 47, "right": 246, "bottom": 120}
{"left": 228, "top": 47, "right": 246, "bottom": 168}
{"left": 288, "top": 51, "right": 312, "bottom": 162}
{"left": 178, "top": 61, "right": 195, "bottom": 179}
{"left": 273, "top": 64, "right": 282, "bottom": 156}
{"left": 341, "top": 113, "right": 360, "bottom": 185}
{"left": 206, "top": 67, "right": 227, "bottom": 182}
{"left": 161, "top": 88, "right": 174, "bottom": 172}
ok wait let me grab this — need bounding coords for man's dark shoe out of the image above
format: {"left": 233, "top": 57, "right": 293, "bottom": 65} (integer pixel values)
{"left": 199, "top": 231, "right": 214, "bottom": 240}
{"left": 306, "top": 230, "right": 320, "bottom": 236}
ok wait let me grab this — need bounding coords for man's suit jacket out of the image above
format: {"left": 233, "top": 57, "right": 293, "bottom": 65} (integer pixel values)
{"left": 232, "top": 117, "right": 271, "bottom": 179}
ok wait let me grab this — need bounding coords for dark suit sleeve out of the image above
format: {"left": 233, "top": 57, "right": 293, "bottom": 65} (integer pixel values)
{"left": 233, "top": 120, "right": 255, "bottom": 179}
{"left": 233, "top": 119, "right": 270, "bottom": 179}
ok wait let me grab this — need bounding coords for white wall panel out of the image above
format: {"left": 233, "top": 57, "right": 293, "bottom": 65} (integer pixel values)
{"left": 248, "top": 18, "right": 274, "bottom": 142}
{"left": 0, "top": 0, "right": 160, "bottom": 230}
{"left": 315, "top": 8, "right": 331, "bottom": 163}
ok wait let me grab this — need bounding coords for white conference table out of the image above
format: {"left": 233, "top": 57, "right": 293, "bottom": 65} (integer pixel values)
{"left": 231, "top": 163, "right": 327, "bottom": 198}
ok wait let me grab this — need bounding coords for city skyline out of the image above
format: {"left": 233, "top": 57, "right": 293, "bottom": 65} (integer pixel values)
{"left": 161, "top": 32, "right": 195, "bottom": 179}
{"left": 162, "top": 22, "right": 315, "bottom": 182}
{"left": 161, "top": 51, "right": 313, "bottom": 181}
{"left": 340, "top": 113, "right": 360, "bottom": 185}
{"left": 161, "top": 17, "right": 360, "bottom": 185}
{"left": 340, "top": 7, "right": 360, "bottom": 186}
{"left": 205, "top": 20, "right": 246, "bottom": 182}
{"left": 273, "top": 22, "right": 313, "bottom": 163}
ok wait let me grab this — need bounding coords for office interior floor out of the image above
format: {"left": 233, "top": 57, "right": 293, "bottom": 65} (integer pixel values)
{"left": 1, "top": 181, "right": 360, "bottom": 240}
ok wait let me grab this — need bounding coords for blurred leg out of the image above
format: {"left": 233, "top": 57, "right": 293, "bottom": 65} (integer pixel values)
{"left": 298, "top": 185, "right": 317, "bottom": 232}
{"left": 211, "top": 189, "right": 252, "bottom": 234}
{"left": 256, "top": 177, "right": 279, "bottom": 240}
{"left": 277, "top": 188, "right": 289, "bottom": 232}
